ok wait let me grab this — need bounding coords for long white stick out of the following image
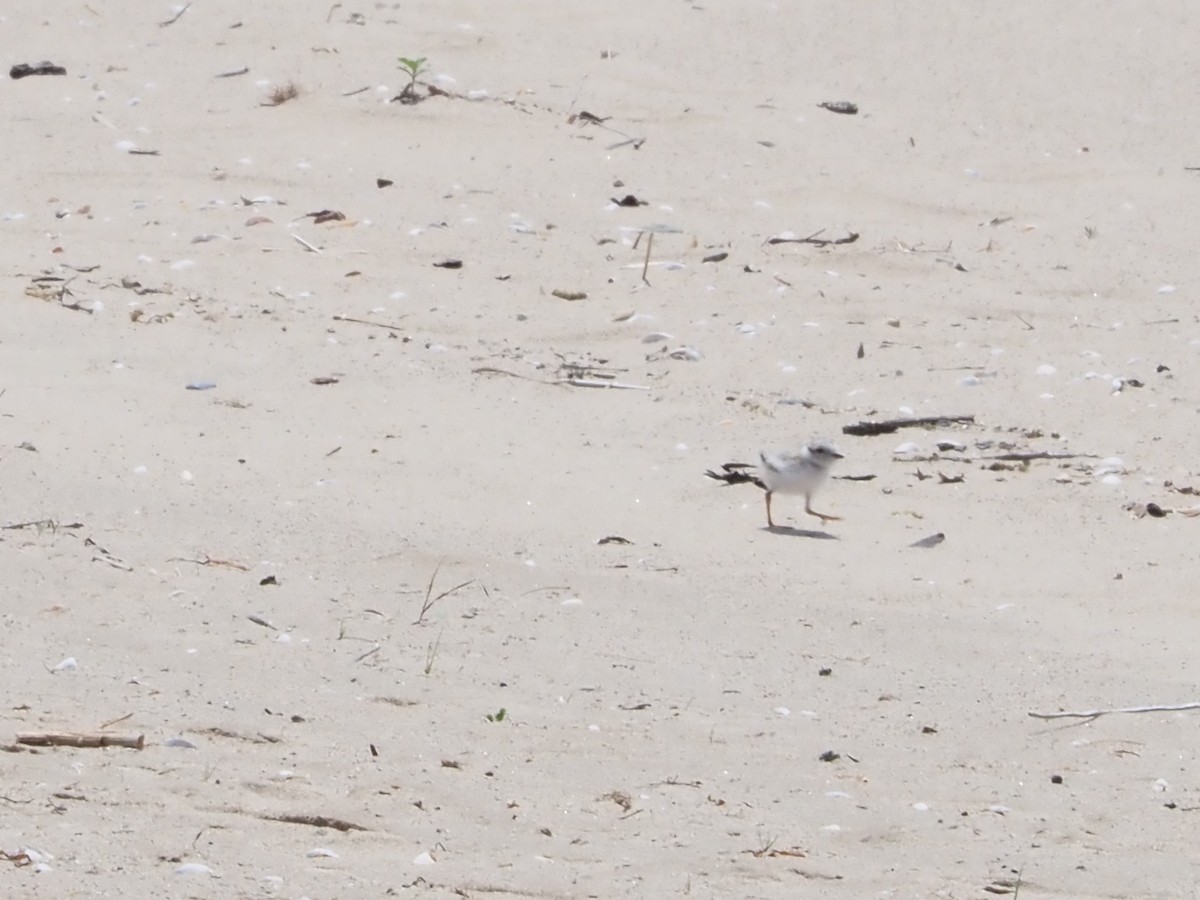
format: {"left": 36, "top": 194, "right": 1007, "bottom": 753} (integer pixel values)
{"left": 1028, "top": 702, "right": 1200, "bottom": 720}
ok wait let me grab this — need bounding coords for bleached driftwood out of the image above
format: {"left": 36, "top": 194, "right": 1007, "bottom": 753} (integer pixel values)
{"left": 16, "top": 731, "right": 145, "bottom": 749}
{"left": 1028, "top": 702, "right": 1200, "bottom": 721}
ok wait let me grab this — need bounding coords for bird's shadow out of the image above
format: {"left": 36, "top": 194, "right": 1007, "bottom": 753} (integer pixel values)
{"left": 764, "top": 524, "right": 840, "bottom": 540}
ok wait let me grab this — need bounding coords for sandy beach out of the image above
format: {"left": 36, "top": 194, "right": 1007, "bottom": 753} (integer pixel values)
{"left": 4, "top": 2, "right": 1200, "bottom": 897}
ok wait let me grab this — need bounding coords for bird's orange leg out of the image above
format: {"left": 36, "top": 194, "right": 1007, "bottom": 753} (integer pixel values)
{"left": 805, "top": 496, "right": 841, "bottom": 524}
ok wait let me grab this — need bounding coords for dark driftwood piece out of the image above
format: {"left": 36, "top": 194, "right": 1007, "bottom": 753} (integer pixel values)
{"left": 767, "top": 230, "right": 859, "bottom": 247}
{"left": 842, "top": 415, "right": 975, "bottom": 436}
{"left": 266, "top": 813, "right": 368, "bottom": 832}
{"left": 17, "top": 731, "right": 144, "bottom": 749}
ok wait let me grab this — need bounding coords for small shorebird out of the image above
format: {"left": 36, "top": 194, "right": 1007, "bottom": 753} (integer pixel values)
{"left": 706, "top": 439, "right": 844, "bottom": 528}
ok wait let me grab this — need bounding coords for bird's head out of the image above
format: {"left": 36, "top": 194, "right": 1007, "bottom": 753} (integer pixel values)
{"left": 805, "top": 439, "right": 844, "bottom": 465}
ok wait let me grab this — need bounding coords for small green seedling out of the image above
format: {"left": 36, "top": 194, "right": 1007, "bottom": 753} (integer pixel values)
{"left": 485, "top": 708, "right": 507, "bottom": 723}
{"left": 396, "top": 56, "right": 428, "bottom": 104}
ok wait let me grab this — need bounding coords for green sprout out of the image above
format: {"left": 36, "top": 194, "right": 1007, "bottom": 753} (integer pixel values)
{"left": 396, "top": 56, "right": 428, "bottom": 104}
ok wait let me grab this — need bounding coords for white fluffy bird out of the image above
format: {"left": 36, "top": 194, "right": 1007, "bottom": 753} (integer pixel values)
{"left": 706, "top": 439, "right": 844, "bottom": 528}
{"left": 756, "top": 439, "right": 844, "bottom": 528}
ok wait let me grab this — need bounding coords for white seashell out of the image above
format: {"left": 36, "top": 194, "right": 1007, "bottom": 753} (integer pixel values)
{"left": 174, "top": 863, "right": 211, "bottom": 876}
{"left": 959, "top": 375, "right": 981, "bottom": 387}
{"left": 912, "top": 802, "right": 930, "bottom": 812}
{"left": 465, "top": 89, "right": 489, "bottom": 101}
{"left": 641, "top": 332, "right": 672, "bottom": 343}
{"left": 774, "top": 706, "right": 790, "bottom": 717}
{"left": 667, "top": 346, "right": 701, "bottom": 361}
{"left": 413, "top": 851, "right": 436, "bottom": 865}
{"left": 164, "top": 737, "right": 197, "bottom": 749}
{"left": 1158, "top": 284, "right": 1177, "bottom": 294}
{"left": 1036, "top": 364, "right": 1056, "bottom": 376}
{"left": 893, "top": 442, "right": 921, "bottom": 455}
{"left": 306, "top": 848, "right": 338, "bottom": 858}
{"left": 54, "top": 657, "right": 78, "bottom": 671}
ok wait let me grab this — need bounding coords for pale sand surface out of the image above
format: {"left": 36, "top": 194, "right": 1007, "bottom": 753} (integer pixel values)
{"left": 4, "top": 2, "right": 1200, "bottom": 897}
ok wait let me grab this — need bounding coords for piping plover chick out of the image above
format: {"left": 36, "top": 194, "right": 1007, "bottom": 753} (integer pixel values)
{"left": 757, "top": 439, "right": 844, "bottom": 528}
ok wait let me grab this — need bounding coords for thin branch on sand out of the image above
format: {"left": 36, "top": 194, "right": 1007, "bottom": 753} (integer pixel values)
{"left": 1028, "top": 701, "right": 1200, "bottom": 721}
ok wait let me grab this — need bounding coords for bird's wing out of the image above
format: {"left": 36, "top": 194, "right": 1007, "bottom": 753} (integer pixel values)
{"left": 758, "top": 450, "right": 803, "bottom": 473}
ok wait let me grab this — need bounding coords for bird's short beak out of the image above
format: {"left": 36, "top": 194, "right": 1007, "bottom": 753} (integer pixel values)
{"left": 831, "top": 450, "right": 844, "bottom": 459}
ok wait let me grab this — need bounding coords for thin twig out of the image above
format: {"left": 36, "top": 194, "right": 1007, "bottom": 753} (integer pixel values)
{"left": 169, "top": 555, "right": 250, "bottom": 571}
{"left": 354, "top": 645, "right": 381, "bottom": 664}
{"left": 471, "top": 367, "right": 649, "bottom": 391}
{"left": 1029, "top": 701, "right": 1200, "bottom": 721}
{"left": 292, "top": 233, "right": 321, "bottom": 254}
{"left": 99, "top": 712, "right": 133, "bottom": 730}
{"left": 332, "top": 314, "right": 407, "bottom": 332}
